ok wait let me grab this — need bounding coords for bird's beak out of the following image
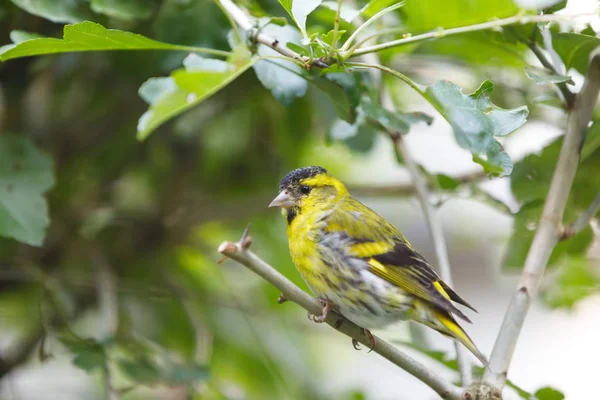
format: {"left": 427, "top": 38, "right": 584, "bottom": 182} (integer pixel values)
{"left": 269, "top": 191, "right": 296, "bottom": 208}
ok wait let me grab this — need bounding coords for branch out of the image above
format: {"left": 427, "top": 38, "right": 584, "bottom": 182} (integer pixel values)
{"left": 481, "top": 47, "right": 600, "bottom": 395}
{"left": 217, "top": 230, "right": 463, "bottom": 400}
{"left": 347, "top": 170, "right": 487, "bottom": 197}
{"left": 217, "top": 0, "right": 328, "bottom": 68}
{"left": 343, "top": 13, "right": 597, "bottom": 59}
{"left": 560, "top": 192, "right": 600, "bottom": 240}
{"left": 95, "top": 254, "right": 120, "bottom": 400}
{"left": 525, "top": 41, "right": 575, "bottom": 108}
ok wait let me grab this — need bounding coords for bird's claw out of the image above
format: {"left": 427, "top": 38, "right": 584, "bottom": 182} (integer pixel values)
{"left": 351, "top": 329, "right": 376, "bottom": 352}
{"left": 364, "top": 329, "right": 375, "bottom": 353}
{"left": 308, "top": 298, "right": 333, "bottom": 323}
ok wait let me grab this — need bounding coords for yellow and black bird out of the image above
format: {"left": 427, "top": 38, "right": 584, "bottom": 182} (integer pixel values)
{"left": 269, "top": 166, "right": 487, "bottom": 364}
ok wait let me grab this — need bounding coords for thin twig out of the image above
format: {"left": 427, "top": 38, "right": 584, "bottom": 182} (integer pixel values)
{"left": 217, "top": 234, "right": 463, "bottom": 400}
{"left": 339, "top": 1, "right": 406, "bottom": 53}
{"left": 328, "top": 0, "right": 344, "bottom": 60}
{"left": 95, "top": 254, "right": 119, "bottom": 400}
{"left": 343, "top": 13, "right": 597, "bottom": 59}
{"left": 217, "top": 0, "right": 328, "bottom": 68}
{"left": 526, "top": 42, "right": 575, "bottom": 108}
{"left": 560, "top": 192, "right": 600, "bottom": 240}
{"left": 481, "top": 47, "right": 600, "bottom": 396}
{"left": 347, "top": 170, "right": 487, "bottom": 198}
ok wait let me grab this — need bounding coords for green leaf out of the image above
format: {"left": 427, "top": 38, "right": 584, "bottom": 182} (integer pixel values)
{"left": 360, "top": 95, "right": 433, "bottom": 133}
{"left": 118, "top": 357, "right": 208, "bottom": 385}
{"left": 403, "top": 0, "right": 518, "bottom": 31}
{"left": 277, "top": 0, "right": 322, "bottom": 35}
{"left": 0, "top": 21, "right": 225, "bottom": 62}
{"left": 413, "top": 31, "right": 528, "bottom": 68}
{"left": 90, "top": 0, "right": 153, "bottom": 21}
{"left": 360, "top": 0, "right": 398, "bottom": 18}
{"left": 513, "top": 132, "right": 600, "bottom": 210}
{"left": 581, "top": 121, "right": 600, "bottom": 162}
{"left": 309, "top": 76, "right": 354, "bottom": 122}
{"left": 137, "top": 49, "right": 255, "bottom": 139}
{"left": 0, "top": 135, "right": 54, "bottom": 246}
{"left": 328, "top": 109, "right": 377, "bottom": 152}
{"left": 162, "top": 363, "right": 209, "bottom": 384}
{"left": 286, "top": 42, "right": 308, "bottom": 55}
{"left": 525, "top": 66, "right": 573, "bottom": 85}
{"left": 10, "top": 0, "right": 91, "bottom": 23}
{"left": 10, "top": 30, "right": 45, "bottom": 43}
{"left": 506, "top": 130, "right": 600, "bottom": 268}
{"left": 542, "top": 0, "right": 567, "bottom": 14}
{"left": 542, "top": 258, "right": 600, "bottom": 309}
{"left": 0, "top": 30, "right": 45, "bottom": 55}
{"left": 254, "top": 23, "right": 308, "bottom": 105}
{"left": 423, "top": 80, "right": 528, "bottom": 177}
{"left": 503, "top": 201, "right": 594, "bottom": 269}
{"left": 60, "top": 337, "right": 107, "bottom": 372}
{"left": 553, "top": 32, "right": 600, "bottom": 75}
{"left": 435, "top": 174, "right": 461, "bottom": 190}
{"left": 118, "top": 358, "right": 161, "bottom": 383}
{"left": 534, "top": 387, "right": 565, "bottom": 400}
{"left": 320, "top": 1, "right": 361, "bottom": 22}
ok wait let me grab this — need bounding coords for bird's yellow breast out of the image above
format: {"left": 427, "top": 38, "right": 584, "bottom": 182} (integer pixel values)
{"left": 285, "top": 208, "right": 335, "bottom": 294}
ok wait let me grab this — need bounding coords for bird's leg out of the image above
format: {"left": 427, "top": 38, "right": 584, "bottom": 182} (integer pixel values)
{"left": 276, "top": 293, "right": 287, "bottom": 304}
{"left": 309, "top": 298, "right": 333, "bottom": 323}
{"left": 351, "top": 329, "right": 376, "bottom": 352}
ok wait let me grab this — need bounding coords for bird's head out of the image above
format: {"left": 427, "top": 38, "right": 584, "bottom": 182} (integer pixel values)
{"left": 269, "top": 166, "right": 348, "bottom": 221}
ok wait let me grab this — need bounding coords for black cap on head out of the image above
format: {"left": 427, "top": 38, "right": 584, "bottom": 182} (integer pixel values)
{"left": 279, "top": 166, "right": 327, "bottom": 190}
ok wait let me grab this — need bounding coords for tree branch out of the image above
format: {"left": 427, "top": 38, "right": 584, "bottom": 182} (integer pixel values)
{"left": 560, "top": 192, "right": 600, "bottom": 240}
{"left": 347, "top": 170, "right": 487, "bottom": 198}
{"left": 95, "top": 254, "right": 120, "bottom": 400}
{"left": 524, "top": 38, "right": 575, "bottom": 108}
{"left": 217, "top": 0, "right": 328, "bottom": 68}
{"left": 481, "top": 47, "right": 600, "bottom": 395}
{"left": 217, "top": 231, "right": 463, "bottom": 400}
{"left": 343, "top": 13, "right": 597, "bottom": 59}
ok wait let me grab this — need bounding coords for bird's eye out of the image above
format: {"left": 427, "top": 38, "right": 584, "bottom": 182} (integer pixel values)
{"left": 300, "top": 185, "right": 311, "bottom": 195}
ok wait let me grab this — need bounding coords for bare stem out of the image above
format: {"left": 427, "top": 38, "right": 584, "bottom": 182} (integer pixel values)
{"left": 561, "top": 192, "right": 600, "bottom": 239}
{"left": 482, "top": 47, "right": 600, "bottom": 394}
{"left": 343, "top": 13, "right": 597, "bottom": 59}
{"left": 95, "top": 254, "right": 119, "bottom": 400}
{"left": 340, "top": 1, "right": 406, "bottom": 53}
{"left": 217, "top": 235, "right": 463, "bottom": 400}
{"left": 328, "top": 0, "right": 344, "bottom": 60}
{"left": 525, "top": 41, "right": 574, "bottom": 107}
{"left": 346, "top": 61, "right": 424, "bottom": 94}
{"left": 347, "top": 170, "right": 487, "bottom": 198}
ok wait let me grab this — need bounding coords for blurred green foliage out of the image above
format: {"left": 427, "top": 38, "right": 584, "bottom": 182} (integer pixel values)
{"left": 0, "top": 0, "right": 598, "bottom": 398}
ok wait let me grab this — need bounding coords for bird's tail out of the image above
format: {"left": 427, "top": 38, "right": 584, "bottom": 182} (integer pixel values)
{"left": 431, "top": 309, "right": 489, "bottom": 367}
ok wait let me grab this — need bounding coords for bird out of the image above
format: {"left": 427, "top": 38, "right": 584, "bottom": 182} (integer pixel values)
{"left": 269, "top": 166, "right": 487, "bottom": 365}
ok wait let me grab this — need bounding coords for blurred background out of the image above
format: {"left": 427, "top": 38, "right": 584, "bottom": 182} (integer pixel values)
{"left": 0, "top": 0, "right": 599, "bottom": 399}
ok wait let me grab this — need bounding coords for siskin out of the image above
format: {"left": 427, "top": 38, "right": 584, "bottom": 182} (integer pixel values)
{"left": 269, "top": 166, "right": 487, "bottom": 364}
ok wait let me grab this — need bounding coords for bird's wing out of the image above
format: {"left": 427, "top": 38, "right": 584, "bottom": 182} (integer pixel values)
{"left": 323, "top": 198, "right": 476, "bottom": 321}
